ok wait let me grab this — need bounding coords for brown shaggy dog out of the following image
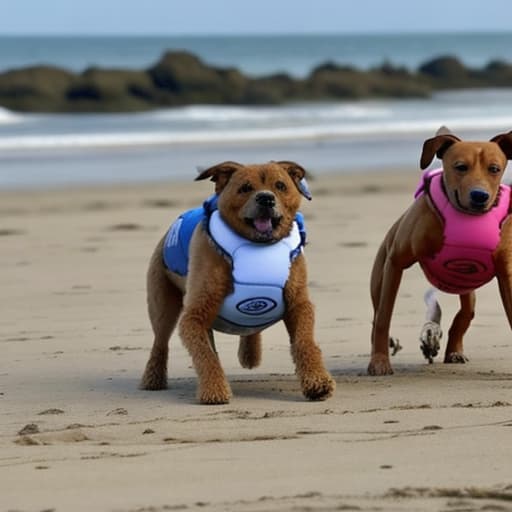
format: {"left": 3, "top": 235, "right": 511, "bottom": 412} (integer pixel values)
{"left": 141, "top": 161, "right": 335, "bottom": 404}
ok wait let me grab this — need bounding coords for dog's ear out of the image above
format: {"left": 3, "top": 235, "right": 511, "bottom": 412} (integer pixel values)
{"left": 436, "top": 125, "right": 453, "bottom": 136}
{"left": 276, "top": 160, "right": 312, "bottom": 200}
{"left": 490, "top": 131, "right": 512, "bottom": 160}
{"left": 420, "top": 134, "right": 461, "bottom": 170}
{"left": 195, "top": 161, "right": 244, "bottom": 194}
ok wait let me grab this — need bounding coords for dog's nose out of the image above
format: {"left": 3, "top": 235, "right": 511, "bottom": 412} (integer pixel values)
{"left": 469, "top": 188, "right": 490, "bottom": 206}
{"left": 256, "top": 192, "right": 276, "bottom": 208}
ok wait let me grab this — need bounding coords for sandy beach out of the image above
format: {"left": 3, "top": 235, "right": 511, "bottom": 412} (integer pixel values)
{"left": 2, "top": 169, "right": 512, "bottom": 512}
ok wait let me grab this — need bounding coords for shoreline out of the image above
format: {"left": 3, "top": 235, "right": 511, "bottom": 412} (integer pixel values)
{"left": 0, "top": 165, "right": 416, "bottom": 194}
{"left": 5, "top": 119, "right": 512, "bottom": 191}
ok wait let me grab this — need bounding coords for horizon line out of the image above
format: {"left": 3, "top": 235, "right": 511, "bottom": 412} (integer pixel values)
{"left": 1, "top": 29, "right": 512, "bottom": 38}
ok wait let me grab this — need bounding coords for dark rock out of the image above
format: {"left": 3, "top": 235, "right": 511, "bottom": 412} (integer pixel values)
{"left": 307, "top": 66, "right": 369, "bottom": 99}
{"left": 483, "top": 60, "right": 512, "bottom": 86}
{"left": 418, "top": 55, "right": 474, "bottom": 88}
{"left": 66, "top": 67, "right": 155, "bottom": 111}
{"left": 307, "top": 65, "right": 429, "bottom": 100}
{"left": 0, "top": 65, "right": 74, "bottom": 111}
{"left": 309, "top": 61, "right": 357, "bottom": 76}
{"left": 243, "top": 73, "right": 303, "bottom": 104}
{"left": 374, "top": 61, "right": 411, "bottom": 77}
{"left": 148, "top": 51, "right": 237, "bottom": 105}
{"left": 367, "top": 71, "right": 431, "bottom": 98}
{"left": 419, "top": 55, "right": 468, "bottom": 78}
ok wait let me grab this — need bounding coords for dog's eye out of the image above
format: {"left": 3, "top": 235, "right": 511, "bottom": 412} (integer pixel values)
{"left": 454, "top": 162, "right": 468, "bottom": 172}
{"left": 488, "top": 164, "right": 501, "bottom": 174}
{"left": 238, "top": 183, "right": 254, "bottom": 194}
{"left": 275, "top": 181, "right": 287, "bottom": 192}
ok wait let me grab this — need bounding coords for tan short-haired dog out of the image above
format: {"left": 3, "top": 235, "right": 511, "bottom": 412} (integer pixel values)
{"left": 141, "top": 161, "right": 335, "bottom": 404}
{"left": 369, "top": 130, "right": 512, "bottom": 375}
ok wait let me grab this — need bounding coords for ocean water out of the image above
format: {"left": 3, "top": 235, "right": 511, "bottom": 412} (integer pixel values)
{"left": 1, "top": 33, "right": 512, "bottom": 189}
{"left": 1, "top": 33, "right": 511, "bottom": 76}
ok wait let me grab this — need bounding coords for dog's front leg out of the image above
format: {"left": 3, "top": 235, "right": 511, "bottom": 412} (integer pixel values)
{"left": 495, "top": 220, "right": 512, "bottom": 336}
{"left": 179, "top": 234, "right": 233, "bottom": 405}
{"left": 369, "top": 254, "right": 404, "bottom": 375}
{"left": 179, "top": 296, "right": 231, "bottom": 404}
{"left": 284, "top": 256, "right": 335, "bottom": 401}
{"left": 497, "top": 270, "right": 512, "bottom": 336}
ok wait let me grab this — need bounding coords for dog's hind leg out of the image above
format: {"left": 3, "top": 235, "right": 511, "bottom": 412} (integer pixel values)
{"left": 444, "top": 291, "right": 474, "bottom": 363}
{"left": 419, "top": 288, "right": 443, "bottom": 363}
{"left": 141, "top": 241, "right": 183, "bottom": 390}
{"left": 238, "top": 332, "right": 262, "bottom": 369}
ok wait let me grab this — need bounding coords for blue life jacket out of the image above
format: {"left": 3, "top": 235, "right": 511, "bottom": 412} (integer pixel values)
{"left": 162, "top": 195, "right": 306, "bottom": 334}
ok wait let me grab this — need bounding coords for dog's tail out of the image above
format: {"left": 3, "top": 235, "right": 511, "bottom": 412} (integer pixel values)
{"left": 424, "top": 287, "right": 441, "bottom": 324}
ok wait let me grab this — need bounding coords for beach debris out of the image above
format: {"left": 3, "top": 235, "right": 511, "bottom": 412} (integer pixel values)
{"left": 389, "top": 337, "right": 402, "bottom": 356}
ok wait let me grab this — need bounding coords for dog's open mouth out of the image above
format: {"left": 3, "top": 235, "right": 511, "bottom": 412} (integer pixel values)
{"left": 245, "top": 216, "right": 282, "bottom": 239}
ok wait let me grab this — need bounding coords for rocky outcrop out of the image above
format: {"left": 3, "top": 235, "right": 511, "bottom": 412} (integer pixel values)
{"left": 306, "top": 62, "right": 431, "bottom": 99}
{"left": 0, "top": 50, "right": 511, "bottom": 112}
{"left": 65, "top": 68, "right": 156, "bottom": 111}
{"left": 418, "top": 55, "right": 512, "bottom": 89}
{"left": 0, "top": 66, "right": 74, "bottom": 111}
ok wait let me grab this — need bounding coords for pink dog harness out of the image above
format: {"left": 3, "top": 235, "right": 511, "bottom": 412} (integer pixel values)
{"left": 415, "top": 168, "right": 511, "bottom": 294}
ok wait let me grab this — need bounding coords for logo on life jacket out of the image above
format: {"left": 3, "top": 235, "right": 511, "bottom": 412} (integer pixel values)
{"left": 236, "top": 297, "right": 278, "bottom": 316}
{"left": 443, "top": 259, "right": 488, "bottom": 275}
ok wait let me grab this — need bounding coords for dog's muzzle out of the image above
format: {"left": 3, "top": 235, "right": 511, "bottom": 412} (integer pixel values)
{"left": 247, "top": 192, "right": 282, "bottom": 238}
{"left": 469, "top": 188, "right": 490, "bottom": 211}
{"left": 256, "top": 192, "right": 275, "bottom": 209}
{"left": 455, "top": 189, "right": 490, "bottom": 214}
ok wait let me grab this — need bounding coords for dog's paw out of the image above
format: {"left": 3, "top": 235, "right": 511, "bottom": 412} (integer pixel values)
{"left": 420, "top": 321, "right": 442, "bottom": 363}
{"left": 444, "top": 352, "right": 469, "bottom": 364}
{"left": 367, "top": 355, "right": 394, "bottom": 376}
{"left": 140, "top": 368, "right": 168, "bottom": 390}
{"left": 198, "top": 381, "right": 232, "bottom": 405}
{"left": 301, "top": 373, "right": 336, "bottom": 401}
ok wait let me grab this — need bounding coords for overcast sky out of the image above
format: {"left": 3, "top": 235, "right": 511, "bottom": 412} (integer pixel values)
{"left": 1, "top": 0, "right": 511, "bottom": 35}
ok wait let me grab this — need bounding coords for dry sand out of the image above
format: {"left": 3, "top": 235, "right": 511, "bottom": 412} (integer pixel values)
{"left": 1, "top": 170, "right": 511, "bottom": 512}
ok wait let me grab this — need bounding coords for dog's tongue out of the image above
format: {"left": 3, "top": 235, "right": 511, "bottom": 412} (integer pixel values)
{"left": 254, "top": 217, "right": 272, "bottom": 234}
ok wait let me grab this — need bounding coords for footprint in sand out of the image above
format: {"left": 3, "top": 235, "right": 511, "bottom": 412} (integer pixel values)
{"left": 18, "top": 423, "right": 40, "bottom": 435}
{"left": 107, "top": 407, "right": 128, "bottom": 416}
{"left": 38, "top": 408, "right": 65, "bottom": 415}
{"left": 107, "top": 223, "right": 143, "bottom": 231}
{"left": 0, "top": 228, "right": 24, "bottom": 236}
{"left": 142, "top": 198, "right": 179, "bottom": 209}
